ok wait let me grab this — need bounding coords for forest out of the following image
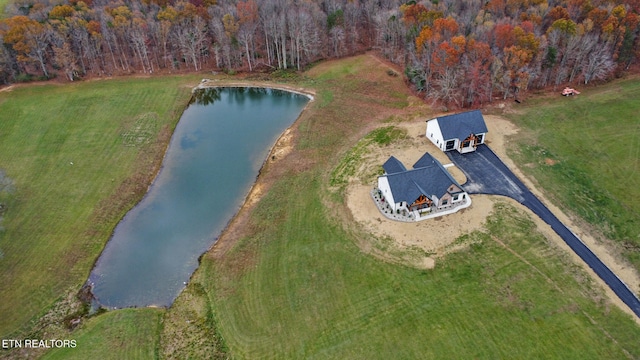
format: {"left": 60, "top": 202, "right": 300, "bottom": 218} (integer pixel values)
{"left": 1, "top": 0, "right": 639, "bottom": 107}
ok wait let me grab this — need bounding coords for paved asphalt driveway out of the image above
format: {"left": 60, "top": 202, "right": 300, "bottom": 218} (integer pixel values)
{"left": 447, "top": 145, "right": 640, "bottom": 319}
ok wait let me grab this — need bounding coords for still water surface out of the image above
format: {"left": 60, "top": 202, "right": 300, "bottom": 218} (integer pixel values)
{"left": 89, "top": 87, "right": 309, "bottom": 308}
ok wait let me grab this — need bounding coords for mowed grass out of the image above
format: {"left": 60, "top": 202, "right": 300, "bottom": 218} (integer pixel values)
{"left": 505, "top": 79, "right": 640, "bottom": 270}
{"left": 41, "top": 308, "right": 163, "bottom": 360}
{"left": 200, "top": 170, "right": 640, "bottom": 358}
{"left": 174, "top": 56, "right": 640, "bottom": 358}
{"left": 0, "top": 76, "right": 198, "bottom": 337}
{"left": 4, "top": 55, "right": 640, "bottom": 358}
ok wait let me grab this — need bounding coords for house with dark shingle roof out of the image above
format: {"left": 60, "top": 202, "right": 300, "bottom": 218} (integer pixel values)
{"left": 426, "top": 110, "right": 488, "bottom": 153}
{"left": 382, "top": 156, "right": 407, "bottom": 175}
{"left": 377, "top": 153, "right": 471, "bottom": 220}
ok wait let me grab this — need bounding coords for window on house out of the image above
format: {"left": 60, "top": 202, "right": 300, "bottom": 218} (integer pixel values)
{"left": 453, "top": 195, "right": 459, "bottom": 201}
{"left": 442, "top": 199, "right": 448, "bottom": 205}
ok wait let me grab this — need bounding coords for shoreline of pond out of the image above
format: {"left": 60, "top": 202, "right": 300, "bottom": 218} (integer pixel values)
{"left": 86, "top": 82, "right": 315, "bottom": 310}
{"left": 189, "top": 80, "right": 316, "bottom": 260}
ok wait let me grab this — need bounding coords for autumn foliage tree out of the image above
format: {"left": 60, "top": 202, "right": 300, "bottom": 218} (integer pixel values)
{"left": 1, "top": 15, "right": 51, "bottom": 78}
{"left": 0, "top": 0, "right": 637, "bottom": 103}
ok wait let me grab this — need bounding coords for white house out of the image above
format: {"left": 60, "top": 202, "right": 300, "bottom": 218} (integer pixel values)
{"left": 377, "top": 153, "right": 471, "bottom": 220}
{"left": 426, "top": 110, "right": 488, "bottom": 153}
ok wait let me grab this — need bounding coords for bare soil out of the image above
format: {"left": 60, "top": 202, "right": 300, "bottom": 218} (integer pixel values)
{"left": 343, "top": 115, "right": 640, "bottom": 321}
{"left": 201, "top": 59, "right": 640, "bottom": 321}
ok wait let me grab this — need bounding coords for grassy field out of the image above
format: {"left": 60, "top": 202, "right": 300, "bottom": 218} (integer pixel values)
{"left": 41, "top": 308, "right": 163, "bottom": 360}
{"left": 503, "top": 80, "right": 640, "bottom": 270}
{"left": 0, "top": 76, "right": 199, "bottom": 339}
{"left": 1, "top": 55, "right": 640, "bottom": 359}
{"left": 197, "top": 175, "right": 640, "bottom": 358}
{"left": 170, "top": 57, "right": 640, "bottom": 358}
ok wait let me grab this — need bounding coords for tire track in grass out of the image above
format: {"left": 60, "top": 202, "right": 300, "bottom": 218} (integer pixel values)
{"left": 491, "top": 235, "right": 634, "bottom": 359}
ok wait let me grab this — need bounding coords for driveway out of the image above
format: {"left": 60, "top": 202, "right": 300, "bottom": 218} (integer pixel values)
{"left": 447, "top": 145, "right": 640, "bottom": 318}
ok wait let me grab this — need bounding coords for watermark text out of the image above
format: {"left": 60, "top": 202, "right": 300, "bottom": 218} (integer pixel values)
{"left": 2, "top": 339, "right": 76, "bottom": 349}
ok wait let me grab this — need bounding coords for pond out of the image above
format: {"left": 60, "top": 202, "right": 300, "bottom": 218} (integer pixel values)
{"left": 88, "top": 87, "right": 310, "bottom": 309}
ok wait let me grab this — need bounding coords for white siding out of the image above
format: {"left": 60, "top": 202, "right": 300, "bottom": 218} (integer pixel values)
{"left": 431, "top": 195, "right": 439, "bottom": 207}
{"left": 426, "top": 119, "right": 444, "bottom": 151}
{"left": 377, "top": 176, "right": 397, "bottom": 211}
{"left": 459, "top": 146, "right": 476, "bottom": 154}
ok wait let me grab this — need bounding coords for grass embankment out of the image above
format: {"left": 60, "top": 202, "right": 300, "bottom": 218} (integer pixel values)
{"left": 3, "top": 55, "right": 640, "bottom": 359}
{"left": 41, "top": 308, "right": 163, "bottom": 360}
{"left": 504, "top": 80, "right": 640, "bottom": 271}
{"left": 0, "top": 75, "right": 199, "bottom": 339}
{"left": 329, "top": 126, "right": 407, "bottom": 189}
{"left": 166, "top": 56, "right": 640, "bottom": 358}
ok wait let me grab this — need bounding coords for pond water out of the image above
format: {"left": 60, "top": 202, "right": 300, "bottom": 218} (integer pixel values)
{"left": 88, "top": 87, "right": 310, "bottom": 309}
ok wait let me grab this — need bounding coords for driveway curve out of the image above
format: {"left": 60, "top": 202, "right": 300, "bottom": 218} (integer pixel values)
{"left": 447, "top": 145, "right": 640, "bottom": 319}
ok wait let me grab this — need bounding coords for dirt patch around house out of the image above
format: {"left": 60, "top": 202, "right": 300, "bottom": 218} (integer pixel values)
{"left": 342, "top": 115, "right": 640, "bottom": 321}
{"left": 343, "top": 119, "right": 496, "bottom": 265}
{"left": 200, "top": 72, "right": 639, "bottom": 320}
{"left": 348, "top": 184, "right": 494, "bottom": 265}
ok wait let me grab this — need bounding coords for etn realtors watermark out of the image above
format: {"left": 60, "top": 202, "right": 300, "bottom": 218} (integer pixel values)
{"left": 2, "top": 339, "right": 76, "bottom": 349}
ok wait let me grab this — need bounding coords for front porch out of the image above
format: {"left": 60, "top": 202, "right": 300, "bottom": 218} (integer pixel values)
{"left": 371, "top": 188, "right": 471, "bottom": 222}
{"left": 458, "top": 133, "right": 483, "bottom": 154}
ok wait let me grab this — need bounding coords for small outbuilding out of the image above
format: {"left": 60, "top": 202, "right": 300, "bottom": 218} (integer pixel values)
{"left": 377, "top": 153, "right": 471, "bottom": 221}
{"left": 426, "top": 110, "right": 488, "bottom": 154}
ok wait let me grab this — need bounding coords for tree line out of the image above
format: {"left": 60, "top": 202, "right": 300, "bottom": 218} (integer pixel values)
{"left": 1, "top": 0, "right": 638, "bottom": 108}
{"left": 395, "top": 0, "right": 640, "bottom": 106}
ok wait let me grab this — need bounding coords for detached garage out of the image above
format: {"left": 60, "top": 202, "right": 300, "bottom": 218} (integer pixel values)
{"left": 426, "top": 110, "right": 488, "bottom": 154}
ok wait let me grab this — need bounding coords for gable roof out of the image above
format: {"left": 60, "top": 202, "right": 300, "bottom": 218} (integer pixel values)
{"left": 383, "top": 153, "right": 463, "bottom": 205}
{"left": 433, "top": 110, "right": 488, "bottom": 141}
{"left": 412, "top": 152, "right": 439, "bottom": 169}
{"left": 383, "top": 156, "right": 407, "bottom": 174}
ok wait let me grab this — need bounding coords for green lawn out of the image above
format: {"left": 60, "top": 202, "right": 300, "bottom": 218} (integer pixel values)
{"left": 175, "top": 57, "right": 640, "bottom": 359}
{"left": 2, "top": 55, "right": 640, "bottom": 359}
{"left": 504, "top": 79, "right": 640, "bottom": 270}
{"left": 41, "top": 308, "right": 163, "bottom": 360}
{"left": 0, "top": 76, "right": 198, "bottom": 338}
{"left": 199, "top": 173, "right": 640, "bottom": 358}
